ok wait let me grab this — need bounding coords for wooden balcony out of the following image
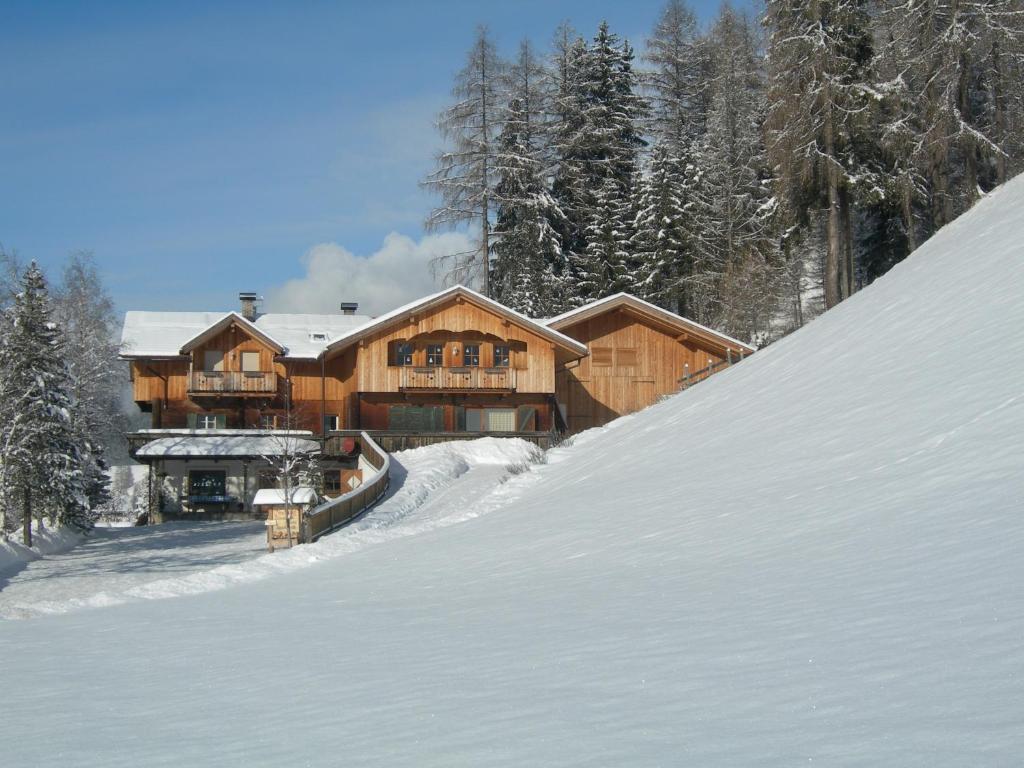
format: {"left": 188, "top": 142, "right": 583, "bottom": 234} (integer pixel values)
{"left": 399, "top": 366, "right": 517, "bottom": 392}
{"left": 189, "top": 371, "right": 278, "bottom": 396}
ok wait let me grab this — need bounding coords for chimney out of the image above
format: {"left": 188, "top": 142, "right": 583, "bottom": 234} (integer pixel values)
{"left": 239, "top": 292, "right": 260, "bottom": 321}
{"left": 339, "top": 301, "right": 358, "bottom": 315}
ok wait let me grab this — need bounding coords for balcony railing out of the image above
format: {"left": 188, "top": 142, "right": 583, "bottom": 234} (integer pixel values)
{"left": 189, "top": 371, "right": 278, "bottom": 395}
{"left": 399, "top": 366, "right": 516, "bottom": 391}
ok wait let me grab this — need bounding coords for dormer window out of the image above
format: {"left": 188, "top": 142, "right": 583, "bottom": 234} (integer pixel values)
{"left": 309, "top": 332, "right": 329, "bottom": 343}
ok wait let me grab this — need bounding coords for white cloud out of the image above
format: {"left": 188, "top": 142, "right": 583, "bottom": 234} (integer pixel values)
{"left": 263, "top": 231, "right": 475, "bottom": 316}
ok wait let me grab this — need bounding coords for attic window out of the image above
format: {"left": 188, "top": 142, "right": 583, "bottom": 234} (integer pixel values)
{"left": 309, "top": 332, "right": 329, "bottom": 342}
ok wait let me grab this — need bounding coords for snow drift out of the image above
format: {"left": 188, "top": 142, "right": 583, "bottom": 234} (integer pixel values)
{"left": 1, "top": 178, "right": 1023, "bottom": 765}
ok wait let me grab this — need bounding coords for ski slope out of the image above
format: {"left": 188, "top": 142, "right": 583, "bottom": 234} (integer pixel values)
{"left": 0, "top": 438, "right": 540, "bottom": 619}
{"left": 2, "top": 178, "right": 1024, "bottom": 765}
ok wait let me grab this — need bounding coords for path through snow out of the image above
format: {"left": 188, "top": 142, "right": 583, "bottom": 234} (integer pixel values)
{"left": 0, "top": 437, "right": 541, "bottom": 620}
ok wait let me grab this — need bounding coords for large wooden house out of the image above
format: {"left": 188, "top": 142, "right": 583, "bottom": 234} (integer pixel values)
{"left": 546, "top": 293, "right": 755, "bottom": 433}
{"left": 121, "top": 287, "right": 588, "bottom": 519}
{"left": 121, "top": 287, "right": 748, "bottom": 520}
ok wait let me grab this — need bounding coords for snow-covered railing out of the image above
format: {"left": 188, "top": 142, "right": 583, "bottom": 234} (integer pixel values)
{"left": 303, "top": 431, "right": 390, "bottom": 543}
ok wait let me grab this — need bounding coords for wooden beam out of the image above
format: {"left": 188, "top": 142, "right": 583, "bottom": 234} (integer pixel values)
{"left": 675, "top": 332, "right": 689, "bottom": 342}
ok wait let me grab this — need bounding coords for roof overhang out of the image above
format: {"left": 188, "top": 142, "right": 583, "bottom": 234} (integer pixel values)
{"left": 546, "top": 293, "right": 756, "bottom": 355}
{"left": 178, "top": 312, "right": 286, "bottom": 356}
{"left": 323, "top": 285, "right": 588, "bottom": 361}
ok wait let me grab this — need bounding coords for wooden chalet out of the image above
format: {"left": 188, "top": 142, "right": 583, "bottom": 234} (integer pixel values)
{"left": 546, "top": 293, "right": 755, "bottom": 433}
{"left": 120, "top": 287, "right": 748, "bottom": 521}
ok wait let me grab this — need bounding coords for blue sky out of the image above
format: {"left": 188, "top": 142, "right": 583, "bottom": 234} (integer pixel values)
{"left": 1, "top": 0, "right": 741, "bottom": 315}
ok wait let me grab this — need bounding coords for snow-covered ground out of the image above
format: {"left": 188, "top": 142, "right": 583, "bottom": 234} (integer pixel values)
{"left": 1, "top": 177, "right": 1023, "bottom": 765}
{"left": 0, "top": 437, "right": 540, "bottom": 619}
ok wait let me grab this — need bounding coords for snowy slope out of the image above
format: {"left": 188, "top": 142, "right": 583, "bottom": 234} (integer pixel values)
{"left": 2, "top": 179, "right": 1024, "bottom": 765}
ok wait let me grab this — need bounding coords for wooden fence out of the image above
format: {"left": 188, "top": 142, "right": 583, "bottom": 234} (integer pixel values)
{"left": 679, "top": 350, "right": 748, "bottom": 390}
{"left": 302, "top": 431, "right": 390, "bottom": 543}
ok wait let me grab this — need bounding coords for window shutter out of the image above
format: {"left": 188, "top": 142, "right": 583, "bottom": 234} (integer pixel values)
{"left": 215, "top": 414, "right": 227, "bottom": 429}
{"left": 592, "top": 347, "right": 613, "bottom": 366}
{"left": 186, "top": 413, "right": 197, "bottom": 429}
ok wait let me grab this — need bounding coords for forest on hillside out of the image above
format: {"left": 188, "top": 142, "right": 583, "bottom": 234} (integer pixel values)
{"left": 425, "top": 0, "right": 1024, "bottom": 343}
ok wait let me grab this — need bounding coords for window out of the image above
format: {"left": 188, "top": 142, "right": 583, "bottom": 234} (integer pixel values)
{"left": 591, "top": 347, "right": 613, "bottom": 367}
{"left": 203, "top": 350, "right": 224, "bottom": 372}
{"left": 241, "top": 351, "right": 260, "bottom": 372}
{"left": 259, "top": 414, "right": 277, "bottom": 430}
{"left": 189, "top": 470, "right": 226, "bottom": 499}
{"left": 426, "top": 344, "right": 444, "bottom": 366}
{"left": 197, "top": 414, "right": 219, "bottom": 429}
{"left": 463, "top": 343, "right": 480, "bottom": 367}
{"left": 465, "top": 408, "right": 516, "bottom": 432}
{"left": 616, "top": 348, "right": 638, "bottom": 368}
{"left": 323, "top": 415, "right": 339, "bottom": 432}
{"left": 389, "top": 405, "right": 444, "bottom": 431}
{"left": 323, "top": 470, "right": 344, "bottom": 494}
{"left": 394, "top": 342, "right": 414, "bottom": 366}
{"left": 493, "top": 345, "right": 510, "bottom": 367}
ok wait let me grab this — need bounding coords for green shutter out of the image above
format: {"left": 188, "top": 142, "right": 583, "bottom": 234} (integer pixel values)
{"left": 186, "top": 413, "right": 197, "bottom": 429}
{"left": 216, "top": 414, "right": 227, "bottom": 429}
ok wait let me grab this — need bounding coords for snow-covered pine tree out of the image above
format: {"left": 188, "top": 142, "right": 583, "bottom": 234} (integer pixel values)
{"left": 630, "top": 142, "right": 698, "bottom": 314}
{"left": 764, "top": 0, "right": 875, "bottom": 309}
{"left": 576, "top": 177, "right": 635, "bottom": 302}
{"left": 424, "top": 26, "right": 506, "bottom": 295}
{"left": 644, "top": 0, "right": 707, "bottom": 152}
{"left": 0, "top": 263, "right": 90, "bottom": 544}
{"left": 552, "top": 22, "right": 648, "bottom": 306}
{"left": 490, "top": 95, "right": 566, "bottom": 316}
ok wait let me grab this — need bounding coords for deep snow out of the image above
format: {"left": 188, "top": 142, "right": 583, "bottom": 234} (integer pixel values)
{"left": 1, "top": 178, "right": 1024, "bottom": 765}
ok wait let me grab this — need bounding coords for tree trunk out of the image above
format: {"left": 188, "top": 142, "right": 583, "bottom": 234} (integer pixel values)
{"left": 22, "top": 487, "right": 31, "bottom": 548}
{"left": 902, "top": 180, "right": 918, "bottom": 253}
{"left": 958, "top": 48, "right": 978, "bottom": 203}
{"left": 838, "top": 185, "right": 855, "bottom": 299}
{"left": 992, "top": 40, "right": 1007, "bottom": 185}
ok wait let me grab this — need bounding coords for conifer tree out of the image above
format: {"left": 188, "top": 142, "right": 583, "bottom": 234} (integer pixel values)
{"left": 645, "top": 0, "right": 707, "bottom": 152}
{"left": 551, "top": 22, "right": 648, "bottom": 306}
{"left": 424, "top": 26, "right": 506, "bottom": 295}
{"left": 631, "top": 142, "right": 698, "bottom": 313}
{"left": 0, "top": 263, "right": 90, "bottom": 543}
{"left": 490, "top": 97, "right": 565, "bottom": 316}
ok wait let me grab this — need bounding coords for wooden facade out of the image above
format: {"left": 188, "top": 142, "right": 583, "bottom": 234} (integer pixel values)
{"left": 124, "top": 288, "right": 587, "bottom": 438}
{"left": 548, "top": 294, "right": 755, "bottom": 433}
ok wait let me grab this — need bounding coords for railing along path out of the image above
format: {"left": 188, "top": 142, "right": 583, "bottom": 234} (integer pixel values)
{"left": 303, "top": 431, "right": 391, "bottom": 543}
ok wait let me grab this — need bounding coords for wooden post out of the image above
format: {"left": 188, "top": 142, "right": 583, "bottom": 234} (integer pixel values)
{"left": 22, "top": 487, "right": 32, "bottom": 547}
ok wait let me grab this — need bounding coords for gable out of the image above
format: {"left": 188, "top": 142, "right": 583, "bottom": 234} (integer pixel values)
{"left": 324, "top": 286, "right": 587, "bottom": 362}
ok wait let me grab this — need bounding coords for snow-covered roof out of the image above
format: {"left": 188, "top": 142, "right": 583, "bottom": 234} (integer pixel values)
{"left": 545, "top": 293, "right": 756, "bottom": 354}
{"left": 252, "top": 487, "right": 318, "bottom": 506}
{"left": 178, "top": 313, "right": 285, "bottom": 355}
{"left": 135, "top": 435, "right": 322, "bottom": 459}
{"left": 120, "top": 311, "right": 371, "bottom": 360}
{"left": 323, "top": 285, "right": 589, "bottom": 358}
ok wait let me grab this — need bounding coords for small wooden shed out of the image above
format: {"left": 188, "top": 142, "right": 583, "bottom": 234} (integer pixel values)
{"left": 254, "top": 487, "right": 318, "bottom": 550}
